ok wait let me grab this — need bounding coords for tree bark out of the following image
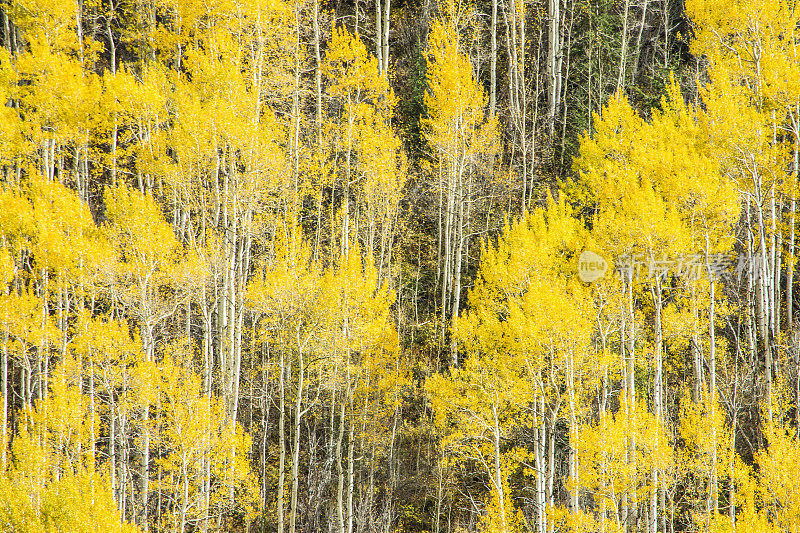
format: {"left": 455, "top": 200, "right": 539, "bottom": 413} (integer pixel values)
{"left": 289, "top": 340, "right": 304, "bottom": 533}
{"left": 617, "top": 0, "right": 630, "bottom": 93}
{"left": 278, "top": 352, "right": 286, "bottom": 533}
{"left": 547, "top": 0, "right": 561, "bottom": 134}
{"left": 490, "top": 0, "right": 497, "bottom": 117}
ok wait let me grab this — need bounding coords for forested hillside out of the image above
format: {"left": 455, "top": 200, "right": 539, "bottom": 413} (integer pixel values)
{"left": 1, "top": 0, "right": 799, "bottom": 531}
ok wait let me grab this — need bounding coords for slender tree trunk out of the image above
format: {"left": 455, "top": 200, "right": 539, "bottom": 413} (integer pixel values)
{"left": 547, "top": 0, "right": 560, "bottom": 134}
{"left": 2, "top": 7, "right": 11, "bottom": 51}
{"left": 142, "top": 425, "right": 149, "bottom": 530}
{"left": 441, "top": 160, "right": 454, "bottom": 356}
{"left": 90, "top": 360, "right": 96, "bottom": 487}
{"left": 627, "top": 273, "right": 636, "bottom": 533}
{"left": 179, "top": 464, "right": 189, "bottom": 533}
{"left": 536, "top": 395, "right": 546, "bottom": 533}
{"left": 278, "top": 352, "right": 286, "bottom": 533}
{"left": 651, "top": 275, "right": 663, "bottom": 533}
{"left": 1, "top": 318, "right": 7, "bottom": 470}
{"left": 617, "top": 0, "right": 630, "bottom": 92}
{"left": 559, "top": 0, "right": 575, "bottom": 168}
{"left": 729, "top": 394, "right": 737, "bottom": 531}
{"left": 346, "top": 394, "right": 355, "bottom": 533}
{"left": 382, "top": 0, "right": 390, "bottom": 73}
{"left": 708, "top": 257, "right": 718, "bottom": 515}
{"left": 289, "top": 341, "right": 304, "bottom": 533}
{"left": 450, "top": 164, "right": 464, "bottom": 366}
{"left": 435, "top": 450, "right": 443, "bottom": 533}
{"left": 631, "top": 0, "right": 648, "bottom": 86}
{"left": 756, "top": 188, "right": 773, "bottom": 420}
{"left": 547, "top": 412, "right": 556, "bottom": 533}
{"left": 111, "top": 390, "right": 118, "bottom": 508}
{"left": 491, "top": 404, "right": 508, "bottom": 531}
{"left": 663, "top": 0, "right": 669, "bottom": 69}
{"left": 336, "top": 381, "right": 347, "bottom": 533}
{"left": 568, "top": 350, "right": 579, "bottom": 514}
{"left": 788, "top": 198, "right": 795, "bottom": 329}
{"left": 375, "top": 0, "right": 383, "bottom": 70}
{"left": 789, "top": 116, "right": 800, "bottom": 329}
{"left": 490, "top": 0, "right": 497, "bottom": 117}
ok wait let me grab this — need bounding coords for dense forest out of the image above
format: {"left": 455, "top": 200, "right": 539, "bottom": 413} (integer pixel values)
{"left": 1, "top": 0, "right": 800, "bottom": 531}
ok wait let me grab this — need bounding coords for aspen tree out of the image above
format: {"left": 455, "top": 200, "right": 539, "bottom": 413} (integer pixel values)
{"left": 678, "top": 392, "right": 733, "bottom": 530}
{"left": 1, "top": 177, "right": 102, "bottom": 425}
{"left": 750, "top": 407, "right": 800, "bottom": 531}
{"left": 70, "top": 312, "right": 142, "bottom": 509}
{"left": 578, "top": 400, "right": 671, "bottom": 532}
{"left": 322, "top": 25, "right": 397, "bottom": 256}
{"left": 572, "top": 85, "right": 741, "bottom": 531}
{"left": 426, "top": 347, "right": 528, "bottom": 533}
{"left": 423, "top": 10, "right": 499, "bottom": 364}
{"left": 430, "top": 199, "right": 594, "bottom": 533}
{"left": 0, "top": 247, "right": 12, "bottom": 471}
{"left": 319, "top": 44, "right": 409, "bottom": 527}
{"left": 246, "top": 229, "right": 324, "bottom": 533}
{"left": 8, "top": 0, "right": 102, "bottom": 200}
{"left": 318, "top": 246, "right": 402, "bottom": 533}
{"left": 154, "top": 342, "right": 258, "bottom": 533}
{"left": 335, "top": 251, "right": 406, "bottom": 531}
{"left": 547, "top": 0, "right": 561, "bottom": 134}
{"left": 103, "top": 183, "right": 186, "bottom": 363}
{"left": 158, "top": 0, "right": 294, "bottom": 426}
{"left": 688, "top": 0, "right": 800, "bottom": 423}
{"left": 572, "top": 97, "right": 673, "bottom": 531}
{"left": 0, "top": 379, "right": 138, "bottom": 532}
{"left": 0, "top": 48, "right": 21, "bottom": 169}
{"left": 103, "top": 182, "right": 197, "bottom": 528}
